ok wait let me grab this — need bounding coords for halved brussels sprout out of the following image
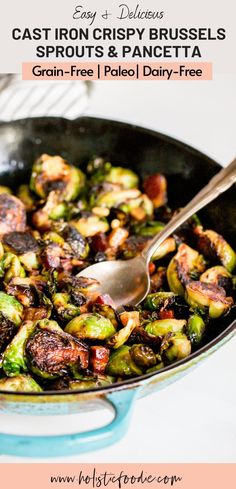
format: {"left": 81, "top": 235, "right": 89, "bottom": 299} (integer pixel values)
{"left": 133, "top": 221, "right": 164, "bottom": 237}
{"left": 0, "top": 194, "right": 26, "bottom": 236}
{"left": 65, "top": 313, "right": 116, "bottom": 340}
{"left": 0, "top": 374, "right": 42, "bottom": 392}
{"left": 30, "top": 154, "right": 86, "bottom": 201}
{"left": 145, "top": 319, "right": 186, "bottom": 336}
{"left": 0, "top": 292, "right": 23, "bottom": 326}
{"left": 32, "top": 191, "right": 68, "bottom": 231}
{"left": 69, "top": 375, "right": 114, "bottom": 390}
{"left": 200, "top": 266, "right": 232, "bottom": 292}
{"left": 71, "top": 215, "right": 109, "bottom": 237}
{"left": 106, "top": 345, "right": 143, "bottom": 376}
{"left": 167, "top": 243, "right": 206, "bottom": 296}
{"left": 130, "top": 344, "right": 156, "bottom": 369}
{"left": 185, "top": 281, "right": 233, "bottom": 318}
{"left": 62, "top": 225, "right": 90, "bottom": 259}
{"left": 186, "top": 314, "right": 206, "bottom": 347}
{"left": 3, "top": 231, "right": 39, "bottom": 255}
{"left": 90, "top": 303, "right": 118, "bottom": 328}
{"left": 53, "top": 292, "right": 81, "bottom": 322}
{"left": 143, "top": 291, "right": 177, "bottom": 311}
{"left": 2, "top": 253, "right": 26, "bottom": 283}
{"left": 107, "top": 315, "right": 137, "bottom": 349}
{"left": 163, "top": 333, "right": 191, "bottom": 363}
{"left": 119, "top": 194, "right": 153, "bottom": 217}
{"left": 196, "top": 228, "right": 236, "bottom": 272}
{"left": 19, "top": 252, "right": 40, "bottom": 271}
{"left": 105, "top": 167, "right": 139, "bottom": 189}
{"left": 151, "top": 237, "right": 176, "bottom": 261}
{"left": 146, "top": 362, "right": 165, "bottom": 373}
{"left": 25, "top": 319, "right": 89, "bottom": 379}
{"left": 2, "top": 320, "right": 35, "bottom": 376}
{"left": 0, "top": 314, "right": 17, "bottom": 353}
{"left": 96, "top": 188, "right": 141, "bottom": 208}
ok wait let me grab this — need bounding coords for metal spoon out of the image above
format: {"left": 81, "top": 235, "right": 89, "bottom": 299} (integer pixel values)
{"left": 78, "top": 159, "right": 236, "bottom": 307}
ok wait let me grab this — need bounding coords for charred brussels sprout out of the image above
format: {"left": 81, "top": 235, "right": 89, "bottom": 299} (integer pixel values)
{"left": 3, "top": 231, "right": 39, "bottom": 255}
{"left": 151, "top": 237, "right": 176, "bottom": 261}
{"left": 17, "top": 184, "right": 36, "bottom": 211}
{"left": 107, "top": 315, "right": 137, "bottom": 349}
{"left": 96, "top": 188, "right": 141, "bottom": 208}
{"left": 200, "top": 266, "right": 232, "bottom": 292}
{"left": 106, "top": 345, "right": 143, "bottom": 376}
{"left": 2, "top": 320, "right": 35, "bottom": 376}
{"left": 145, "top": 319, "right": 186, "bottom": 336}
{"left": 65, "top": 313, "right": 116, "bottom": 340}
{"left": 0, "top": 314, "right": 18, "bottom": 353}
{"left": 167, "top": 243, "right": 206, "bottom": 296}
{"left": 186, "top": 314, "right": 205, "bottom": 347}
{"left": 69, "top": 375, "right": 114, "bottom": 390}
{"left": 133, "top": 220, "right": 164, "bottom": 237}
{"left": 71, "top": 215, "right": 109, "bottom": 237}
{"left": 25, "top": 319, "right": 89, "bottom": 379}
{"left": 0, "top": 292, "right": 23, "bottom": 326}
{"left": 163, "top": 333, "right": 191, "bottom": 363}
{"left": 30, "top": 154, "right": 85, "bottom": 201}
{"left": 105, "top": 166, "right": 139, "bottom": 189}
{"left": 53, "top": 293, "right": 81, "bottom": 322}
{"left": 130, "top": 344, "right": 156, "bottom": 368}
{"left": 143, "top": 291, "right": 177, "bottom": 311}
{"left": 0, "top": 374, "right": 42, "bottom": 392}
{"left": 196, "top": 228, "right": 236, "bottom": 272}
{"left": 185, "top": 281, "right": 233, "bottom": 318}
{"left": 0, "top": 193, "right": 26, "bottom": 236}
{"left": 62, "top": 225, "right": 90, "bottom": 259}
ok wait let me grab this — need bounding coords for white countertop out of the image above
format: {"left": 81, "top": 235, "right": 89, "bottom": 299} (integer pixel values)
{"left": 0, "top": 76, "right": 235, "bottom": 462}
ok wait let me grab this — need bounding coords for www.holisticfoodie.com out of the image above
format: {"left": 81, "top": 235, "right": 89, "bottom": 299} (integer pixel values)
{"left": 31, "top": 64, "right": 205, "bottom": 79}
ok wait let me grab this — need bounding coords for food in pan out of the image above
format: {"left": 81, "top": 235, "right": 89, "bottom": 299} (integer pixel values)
{"left": 0, "top": 154, "right": 235, "bottom": 392}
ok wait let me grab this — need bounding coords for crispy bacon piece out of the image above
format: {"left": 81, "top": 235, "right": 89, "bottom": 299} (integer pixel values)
{"left": 90, "top": 346, "right": 110, "bottom": 374}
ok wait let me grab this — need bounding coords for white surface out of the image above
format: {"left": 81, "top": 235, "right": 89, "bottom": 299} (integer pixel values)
{"left": 0, "top": 76, "right": 235, "bottom": 462}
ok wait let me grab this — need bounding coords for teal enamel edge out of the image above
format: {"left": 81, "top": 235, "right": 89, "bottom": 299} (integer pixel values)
{"left": 0, "top": 388, "right": 139, "bottom": 458}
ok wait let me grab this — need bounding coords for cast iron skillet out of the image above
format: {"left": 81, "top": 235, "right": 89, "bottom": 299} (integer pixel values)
{"left": 0, "top": 116, "right": 235, "bottom": 457}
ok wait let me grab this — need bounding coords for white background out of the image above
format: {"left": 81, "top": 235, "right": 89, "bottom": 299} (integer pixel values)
{"left": 0, "top": 76, "right": 235, "bottom": 462}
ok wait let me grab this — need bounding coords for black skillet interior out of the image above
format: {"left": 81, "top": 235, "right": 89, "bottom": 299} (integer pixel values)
{"left": 0, "top": 115, "right": 235, "bottom": 349}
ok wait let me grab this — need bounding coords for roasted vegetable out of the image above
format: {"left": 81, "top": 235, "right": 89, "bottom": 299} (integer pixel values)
{"left": 3, "top": 232, "right": 39, "bottom": 255}
{"left": 106, "top": 345, "right": 143, "bottom": 376}
{"left": 130, "top": 344, "right": 156, "bottom": 368}
{"left": 25, "top": 319, "right": 89, "bottom": 379}
{"left": 185, "top": 281, "right": 233, "bottom": 318}
{"left": 167, "top": 243, "right": 206, "bottom": 296}
{"left": 72, "top": 215, "right": 109, "bottom": 237}
{"left": 65, "top": 313, "right": 116, "bottom": 340}
{"left": 143, "top": 292, "right": 177, "bottom": 312}
{"left": 196, "top": 228, "right": 236, "bottom": 272}
{"left": 0, "top": 194, "right": 26, "bottom": 236}
{"left": 3, "top": 320, "right": 35, "bottom": 376}
{"left": 30, "top": 154, "right": 85, "bottom": 201}
{"left": 0, "top": 374, "right": 42, "bottom": 392}
{"left": 186, "top": 314, "right": 206, "bottom": 347}
{"left": 145, "top": 319, "right": 186, "bottom": 336}
{"left": 200, "top": 266, "right": 232, "bottom": 292}
{"left": 105, "top": 166, "right": 139, "bottom": 189}
{"left": 0, "top": 292, "right": 23, "bottom": 326}
{"left": 163, "top": 333, "right": 191, "bottom": 363}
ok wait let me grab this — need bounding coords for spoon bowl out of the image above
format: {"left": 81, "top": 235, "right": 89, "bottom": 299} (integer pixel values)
{"left": 78, "top": 256, "right": 150, "bottom": 308}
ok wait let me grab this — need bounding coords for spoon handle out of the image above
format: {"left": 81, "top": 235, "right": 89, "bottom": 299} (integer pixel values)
{"left": 142, "top": 158, "right": 236, "bottom": 264}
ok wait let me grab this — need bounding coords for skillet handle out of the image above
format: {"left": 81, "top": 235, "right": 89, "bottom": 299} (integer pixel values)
{"left": 0, "top": 389, "right": 138, "bottom": 458}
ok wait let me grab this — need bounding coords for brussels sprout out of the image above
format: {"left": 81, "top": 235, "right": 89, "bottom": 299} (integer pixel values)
{"left": 17, "top": 184, "right": 36, "bottom": 211}
{"left": 167, "top": 243, "right": 206, "bottom": 296}
{"left": 107, "top": 316, "right": 137, "bottom": 349}
{"left": 96, "top": 188, "right": 141, "bottom": 208}
{"left": 53, "top": 292, "right": 81, "bottom": 321}
{"left": 65, "top": 313, "right": 116, "bottom": 340}
{"left": 130, "top": 344, "right": 156, "bottom": 369}
{"left": 105, "top": 167, "right": 139, "bottom": 189}
{"left": 2, "top": 253, "right": 26, "bottom": 283}
{"left": 145, "top": 319, "right": 186, "bottom": 336}
{"left": 186, "top": 314, "right": 206, "bottom": 347}
{"left": 69, "top": 375, "right": 114, "bottom": 390}
{"left": 106, "top": 345, "right": 143, "bottom": 376}
{"left": 90, "top": 303, "right": 118, "bottom": 328}
{"left": 119, "top": 194, "right": 153, "bottom": 217}
{"left": 163, "top": 333, "right": 191, "bottom": 363}
{"left": 0, "top": 292, "right": 23, "bottom": 326}
{"left": 151, "top": 237, "right": 176, "bottom": 261}
{"left": 133, "top": 221, "right": 164, "bottom": 237}
{"left": 143, "top": 291, "right": 177, "bottom": 311}
{"left": 25, "top": 319, "right": 89, "bottom": 379}
{"left": 146, "top": 362, "right": 165, "bottom": 373}
{"left": 32, "top": 191, "right": 68, "bottom": 231}
{"left": 43, "top": 231, "right": 65, "bottom": 245}
{"left": 62, "top": 225, "right": 90, "bottom": 259}
{"left": 0, "top": 314, "right": 17, "bottom": 353}
{"left": 185, "top": 281, "right": 233, "bottom": 318}
{"left": 0, "top": 375, "right": 42, "bottom": 392}
{"left": 197, "top": 228, "right": 236, "bottom": 272}
{"left": 2, "top": 320, "right": 35, "bottom": 376}
{"left": 143, "top": 173, "right": 167, "bottom": 208}
{"left": 3, "top": 231, "right": 39, "bottom": 255}
{"left": 0, "top": 194, "right": 26, "bottom": 236}
{"left": 19, "top": 252, "right": 40, "bottom": 271}
{"left": 71, "top": 216, "right": 109, "bottom": 237}
{"left": 30, "top": 154, "right": 86, "bottom": 201}
{"left": 200, "top": 266, "right": 232, "bottom": 292}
